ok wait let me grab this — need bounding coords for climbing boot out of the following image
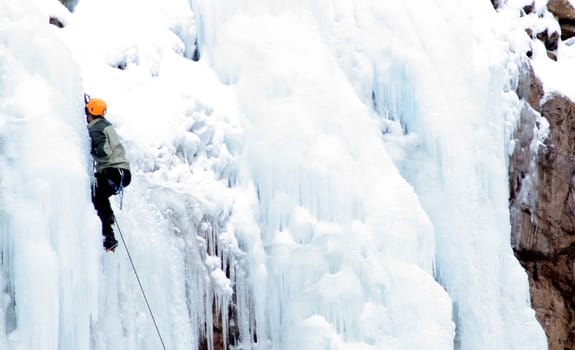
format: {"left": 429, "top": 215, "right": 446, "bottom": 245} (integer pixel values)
{"left": 103, "top": 235, "right": 118, "bottom": 252}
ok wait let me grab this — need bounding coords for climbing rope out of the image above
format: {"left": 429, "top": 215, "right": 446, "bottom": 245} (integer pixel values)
{"left": 115, "top": 221, "right": 167, "bottom": 350}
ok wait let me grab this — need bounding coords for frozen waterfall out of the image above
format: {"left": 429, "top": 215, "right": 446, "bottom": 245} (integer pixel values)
{"left": 0, "top": 0, "right": 547, "bottom": 349}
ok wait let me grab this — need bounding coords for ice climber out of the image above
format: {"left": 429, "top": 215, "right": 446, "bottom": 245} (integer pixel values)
{"left": 85, "top": 95, "right": 131, "bottom": 252}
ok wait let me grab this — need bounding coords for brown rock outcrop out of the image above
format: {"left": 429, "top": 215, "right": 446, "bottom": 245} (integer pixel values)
{"left": 548, "top": 0, "right": 575, "bottom": 19}
{"left": 521, "top": 5, "right": 560, "bottom": 61}
{"left": 548, "top": 0, "right": 575, "bottom": 40}
{"left": 538, "top": 95, "right": 575, "bottom": 254}
{"left": 515, "top": 62, "right": 544, "bottom": 112}
{"left": 510, "top": 65, "right": 575, "bottom": 349}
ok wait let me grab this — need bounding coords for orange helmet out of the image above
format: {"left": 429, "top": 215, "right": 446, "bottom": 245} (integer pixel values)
{"left": 85, "top": 98, "right": 107, "bottom": 117}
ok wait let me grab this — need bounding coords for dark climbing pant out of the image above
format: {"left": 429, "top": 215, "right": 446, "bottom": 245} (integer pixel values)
{"left": 92, "top": 168, "right": 131, "bottom": 237}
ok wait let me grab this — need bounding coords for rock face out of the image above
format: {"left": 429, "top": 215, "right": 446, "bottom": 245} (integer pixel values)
{"left": 57, "top": 0, "right": 78, "bottom": 12}
{"left": 547, "top": 0, "right": 575, "bottom": 40}
{"left": 510, "top": 63, "right": 575, "bottom": 350}
{"left": 490, "top": 0, "right": 503, "bottom": 10}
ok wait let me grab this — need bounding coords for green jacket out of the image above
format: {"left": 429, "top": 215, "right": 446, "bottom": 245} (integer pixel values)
{"left": 88, "top": 117, "right": 130, "bottom": 173}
